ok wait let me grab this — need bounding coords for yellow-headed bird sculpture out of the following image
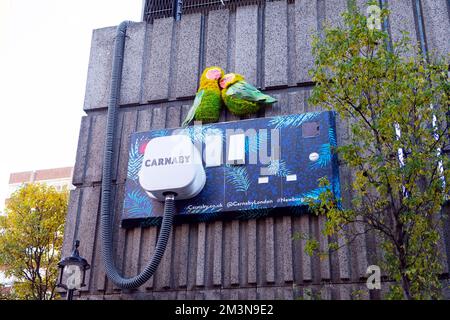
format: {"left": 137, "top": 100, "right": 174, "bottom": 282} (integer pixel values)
{"left": 182, "top": 66, "right": 224, "bottom": 127}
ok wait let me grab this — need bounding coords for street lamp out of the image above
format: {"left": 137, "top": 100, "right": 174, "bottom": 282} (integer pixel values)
{"left": 57, "top": 240, "right": 90, "bottom": 300}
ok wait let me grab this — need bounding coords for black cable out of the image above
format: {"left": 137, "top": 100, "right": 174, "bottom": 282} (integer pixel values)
{"left": 100, "top": 21, "right": 175, "bottom": 289}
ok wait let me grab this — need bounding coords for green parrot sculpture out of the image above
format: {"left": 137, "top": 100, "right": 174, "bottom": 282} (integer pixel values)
{"left": 182, "top": 66, "right": 225, "bottom": 127}
{"left": 219, "top": 73, "right": 277, "bottom": 116}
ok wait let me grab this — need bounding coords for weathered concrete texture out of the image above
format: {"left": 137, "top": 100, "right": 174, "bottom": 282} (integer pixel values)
{"left": 421, "top": 0, "right": 450, "bottom": 59}
{"left": 235, "top": 5, "right": 259, "bottom": 85}
{"left": 324, "top": 0, "right": 347, "bottom": 28}
{"left": 388, "top": 0, "right": 418, "bottom": 48}
{"left": 83, "top": 26, "right": 115, "bottom": 110}
{"left": 205, "top": 9, "right": 229, "bottom": 69}
{"left": 142, "top": 17, "right": 174, "bottom": 102}
{"left": 60, "top": 188, "right": 81, "bottom": 261}
{"left": 80, "top": 22, "right": 146, "bottom": 110}
{"left": 115, "top": 110, "right": 138, "bottom": 184}
{"left": 120, "top": 23, "right": 146, "bottom": 105}
{"left": 72, "top": 116, "right": 91, "bottom": 186}
{"left": 294, "top": 0, "right": 318, "bottom": 83}
{"left": 264, "top": 0, "right": 288, "bottom": 88}
{"left": 174, "top": 13, "right": 202, "bottom": 99}
{"left": 76, "top": 186, "right": 101, "bottom": 291}
{"left": 83, "top": 113, "right": 106, "bottom": 183}
{"left": 287, "top": 1, "right": 298, "bottom": 86}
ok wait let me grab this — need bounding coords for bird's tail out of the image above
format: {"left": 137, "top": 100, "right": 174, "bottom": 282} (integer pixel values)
{"left": 263, "top": 95, "right": 277, "bottom": 104}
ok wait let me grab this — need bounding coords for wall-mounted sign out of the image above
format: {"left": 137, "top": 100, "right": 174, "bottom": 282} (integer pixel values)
{"left": 122, "top": 111, "right": 340, "bottom": 227}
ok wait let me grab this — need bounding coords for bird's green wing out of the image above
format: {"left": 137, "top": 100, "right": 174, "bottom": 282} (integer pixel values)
{"left": 182, "top": 89, "right": 204, "bottom": 127}
{"left": 226, "top": 81, "right": 269, "bottom": 102}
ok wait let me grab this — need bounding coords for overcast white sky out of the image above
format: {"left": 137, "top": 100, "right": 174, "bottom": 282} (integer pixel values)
{"left": 0, "top": 0, "right": 143, "bottom": 210}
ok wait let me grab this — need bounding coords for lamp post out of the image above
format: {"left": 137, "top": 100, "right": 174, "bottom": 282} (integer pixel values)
{"left": 57, "top": 240, "right": 90, "bottom": 300}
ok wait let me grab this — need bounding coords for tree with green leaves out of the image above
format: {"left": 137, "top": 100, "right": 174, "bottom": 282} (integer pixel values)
{"left": 0, "top": 183, "right": 68, "bottom": 300}
{"left": 305, "top": 1, "right": 449, "bottom": 299}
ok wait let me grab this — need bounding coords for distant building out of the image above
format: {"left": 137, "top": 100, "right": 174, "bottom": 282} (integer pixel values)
{"left": 6, "top": 167, "right": 74, "bottom": 204}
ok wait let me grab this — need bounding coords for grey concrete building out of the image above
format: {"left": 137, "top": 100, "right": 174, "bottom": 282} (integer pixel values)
{"left": 62, "top": 0, "right": 450, "bottom": 299}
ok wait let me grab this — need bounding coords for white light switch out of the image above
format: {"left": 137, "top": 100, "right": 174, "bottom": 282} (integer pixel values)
{"left": 258, "top": 177, "right": 269, "bottom": 184}
{"left": 205, "top": 134, "right": 223, "bottom": 167}
{"left": 286, "top": 174, "right": 297, "bottom": 182}
{"left": 228, "top": 133, "right": 246, "bottom": 163}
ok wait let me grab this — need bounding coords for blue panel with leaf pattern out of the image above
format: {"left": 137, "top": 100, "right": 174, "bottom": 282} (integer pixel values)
{"left": 121, "top": 111, "right": 340, "bottom": 227}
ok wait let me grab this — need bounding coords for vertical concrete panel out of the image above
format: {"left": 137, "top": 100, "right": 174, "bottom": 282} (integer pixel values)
{"left": 291, "top": 216, "right": 303, "bottom": 284}
{"left": 235, "top": 5, "right": 259, "bottom": 85}
{"left": 282, "top": 216, "right": 294, "bottom": 283}
{"left": 61, "top": 189, "right": 82, "bottom": 258}
{"left": 205, "top": 9, "right": 229, "bottom": 68}
{"left": 388, "top": 0, "right": 418, "bottom": 47}
{"left": 92, "top": 207, "right": 107, "bottom": 292}
{"left": 239, "top": 221, "right": 249, "bottom": 285}
{"left": 76, "top": 186, "right": 101, "bottom": 292}
{"left": 175, "top": 13, "right": 202, "bottom": 99}
{"left": 320, "top": 285, "right": 332, "bottom": 300}
{"left": 116, "top": 111, "right": 138, "bottom": 184}
{"left": 318, "top": 216, "right": 331, "bottom": 280}
{"left": 181, "top": 104, "right": 192, "bottom": 122}
{"left": 140, "top": 226, "right": 157, "bottom": 291}
{"left": 422, "top": 0, "right": 450, "bottom": 58}
{"left": 257, "top": 286, "right": 276, "bottom": 299}
{"left": 204, "top": 289, "right": 221, "bottom": 300}
{"left": 294, "top": 0, "right": 318, "bottom": 83}
{"left": 230, "top": 220, "right": 240, "bottom": 285}
{"left": 142, "top": 18, "right": 174, "bottom": 102}
{"left": 287, "top": 1, "right": 298, "bottom": 86}
{"left": 300, "top": 214, "right": 312, "bottom": 281}
{"left": 157, "top": 227, "right": 173, "bottom": 289}
{"left": 166, "top": 105, "right": 181, "bottom": 128}
{"left": 247, "top": 219, "right": 257, "bottom": 285}
{"left": 337, "top": 231, "right": 351, "bottom": 280}
{"left": 354, "top": 219, "right": 369, "bottom": 279}
{"left": 213, "top": 221, "right": 223, "bottom": 286}
{"left": 120, "top": 23, "right": 146, "bottom": 105}
{"left": 265, "top": 217, "right": 275, "bottom": 283}
{"left": 176, "top": 224, "right": 190, "bottom": 288}
{"left": 338, "top": 283, "right": 353, "bottom": 299}
{"left": 264, "top": 0, "right": 288, "bottom": 88}
{"left": 72, "top": 117, "right": 91, "bottom": 186}
{"left": 151, "top": 106, "right": 167, "bottom": 129}
{"left": 336, "top": 116, "right": 350, "bottom": 147}
{"left": 123, "top": 227, "right": 142, "bottom": 278}
{"left": 137, "top": 108, "right": 153, "bottom": 131}
{"left": 324, "top": 0, "right": 347, "bottom": 27}
{"left": 436, "top": 220, "right": 449, "bottom": 274}
{"left": 204, "top": 222, "right": 215, "bottom": 288}
{"left": 95, "top": 184, "right": 118, "bottom": 292}
{"left": 288, "top": 89, "right": 307, "bottom": 114}
{"left": 222, "top": 221, "right": 231, "bottom": 287}
{"left": 196, "top": 222, "right": 207, "bottom": 287}
{"left": 111, "top": 184, "right": 127, "bottom": 292}
{"left": 84, "top": 26, "right": 115, "bottom": 110}
{"left": 84, "top": 114, "right": 106, "bottom": 183}
{"left": 226, "top": 10, "right": 237, "bottom": 73}
{"left": 186, "top": 224, "right": 199, "bottom": 289}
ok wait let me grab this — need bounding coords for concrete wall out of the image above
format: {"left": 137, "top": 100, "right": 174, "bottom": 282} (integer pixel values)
{"left": 63, "top": 0, "right": 450, "bottom": 300}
